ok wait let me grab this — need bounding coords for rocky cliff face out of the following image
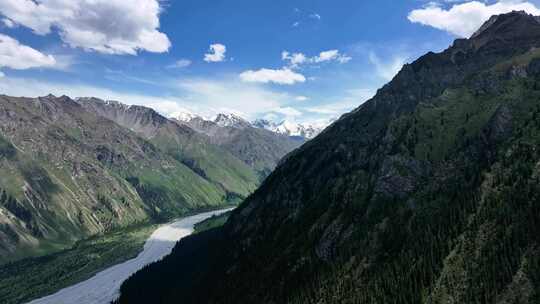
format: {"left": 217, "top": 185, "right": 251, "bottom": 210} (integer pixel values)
{"left": 118, "top": 11, "right": 540, "bottom": 304}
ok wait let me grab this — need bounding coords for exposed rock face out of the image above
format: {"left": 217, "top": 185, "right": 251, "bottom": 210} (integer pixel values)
{"left": 117, "top": 11, "right": 540, "bottom": 304}
{"left": 78, "top": 98, "right": 180, "bottom": 138}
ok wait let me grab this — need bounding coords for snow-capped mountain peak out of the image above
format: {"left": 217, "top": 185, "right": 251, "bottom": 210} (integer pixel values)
{"left": 170, "top": 109, "right": 201, "bottom": 122}
{"left": 213, "top": 113, "right": 251, "bottom": 128}
{"left": 252, "top": 119, "right": 326, "bottom": 139}
{"left": 171, "top": 110, "right": 328, "bottom": 140}
{"left": 252, "top": 119, "right": 276, "bottom": 129}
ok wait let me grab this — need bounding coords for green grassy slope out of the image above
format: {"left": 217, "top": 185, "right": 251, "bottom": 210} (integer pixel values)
{"left": 0, "top": 95, "right": 244, "bottom": 263}
{"left": 194, "top": 211, "right": 230, "bottom": 233}
{"left": 78, "top": 99, "right": 260, "bottom": 200}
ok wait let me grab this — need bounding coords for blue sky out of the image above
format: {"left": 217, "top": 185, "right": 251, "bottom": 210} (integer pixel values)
{"left": 1, "top": 0, "right": 540, "bottom": 125}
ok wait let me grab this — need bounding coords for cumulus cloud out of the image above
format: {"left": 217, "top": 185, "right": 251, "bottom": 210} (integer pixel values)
{"left": 167, "top": 59, "right": 192, "bottom": 69}
{"left": 0, "top": 0, "right": 170, "bottom": 55}
{"left": 408, "top": 0, "right": 540, "bottom": 37}
{"left": 295, "top": 96, "right": 309, "bottom": 101}
{"left": 0, "top": 33, "right": 56, "bottom": 70}
{"left": 204, "top": 43, "right": 226, "bottom": 62}
{"left": 282, "top": 51, "right": 308, "bottom": 67}
{"left": 239, "top": 68, "right": 306, "bottom": 85}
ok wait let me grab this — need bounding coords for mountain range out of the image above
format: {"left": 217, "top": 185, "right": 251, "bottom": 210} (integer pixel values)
{"left": 175, "top": 114, "right": 305, "bottom": 179}
{"left": 173, "top": 110, "right": 327, "bottom": 140}
{"left": 117, "top": 11, "right": 540, "bottom": 304}
{"left": 252, "top": 119, "right": 327, "bottom": 140}
{"left": 0, "top": 95, "right": 303, "bottom": 263}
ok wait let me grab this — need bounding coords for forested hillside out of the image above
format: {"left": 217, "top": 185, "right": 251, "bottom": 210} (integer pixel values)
{"left": 117, "top": 11, "right": 540, "bottom": 304}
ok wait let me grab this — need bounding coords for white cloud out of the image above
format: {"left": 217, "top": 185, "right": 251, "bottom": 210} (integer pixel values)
{"left": 337, "top": 56, "right": 353, "bottom": 64}
{"left": 282, "top": 49, "right": 352, "bottom": 67}
{"left": 204, "top": 43, "right": 226, "bottom": 62}
{"left": 408, "top": 0, "right": 540, "bottom": 37}
{"left": 295, "top": 96, "right": 309, "bottom": 101}
{"left": 292, "top": 21, "right": 300, "bottom": 27}
{"left": 0, "top": 75, "right": 191, "bottom": 117}
{"left": 309, "top": 13, "right": 321, "bottom": 20}
{"left": 0, "top": 70, "right": 301, "bottom": 120}
{"left": 0, "top": 76, "right": 277, "bottom": 119}
{"left": 0, "top": 0, "right": 170, "bottom": 55}
{"left": 167, "top": 59, "right": 192, "bottom": 69}
{"left": 0, "top": 33, "right": 56, "bottom": 70}
{"left": 177, "top": 78, "right": 294, "bottom": 117}
{"left": 263, "top": 112, "right": 279, "bottom": 121}
{"left": 313, "top": 50, "right": 352, "bottom": 63}
{"left": 2, "top": 18, "right": 15, "bottom": 28}
{"left": 272, "top": 106, "right": 303, "bottom": 117}
{"left": 239, "top": 68, "right": 306, "bottom": 85}
{"left": 314, "top": 50, "right": 339, "bottom": 62}
{"left": 243, "top": 49, "right": 350, "bottom": 86}
{"left": 282, "top": 51, "right": 308, "bottom": 67}
{"left": 368, "top": 52, "right": 406, "bottom": 81}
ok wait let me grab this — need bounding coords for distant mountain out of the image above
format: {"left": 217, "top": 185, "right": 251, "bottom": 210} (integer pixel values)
{"left": 172, "top": 110, "right": 327, "bottom": 140}
{"left": 252, "top": 119, "right": 327, "bottom": 139}
{"left": 79, "top": 97, "right": 259, "bottom": 197}
{"left": 118, "top": 11, "right": 540, "bottom": 304}
{"left": 172, "top": 110, "right": 201, "bottom": 123}
{"left": 0, "top": 94, "right": 287, "bottom": 264}
{"left": 213, "top": 113, "right": 252, "bottom": 129}
{"left": 173, "top": 113, "right": 304, "bottom": 179}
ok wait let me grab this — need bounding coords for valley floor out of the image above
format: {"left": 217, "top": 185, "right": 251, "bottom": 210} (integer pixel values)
{"left": 0, "top": 208, "right": 232, "bottom": 304}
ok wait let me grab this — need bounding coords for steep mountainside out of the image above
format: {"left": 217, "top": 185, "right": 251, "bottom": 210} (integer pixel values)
{"left": 78, "top": 98, "right": 259, "bottom": 196}
{"left": 118, "top": 12, "right": 540, "bottom": 304}
{"left": 176, "top": 114, "right": 303, "bottom": 178}
{"left": 0, "top": 95, "right": 244, "bottom": 263}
